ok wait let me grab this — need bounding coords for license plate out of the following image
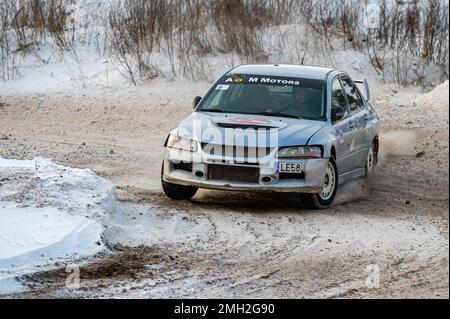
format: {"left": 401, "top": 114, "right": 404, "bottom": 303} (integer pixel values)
{"left": 277, "top": 162, "right": 304, "bottom": 173}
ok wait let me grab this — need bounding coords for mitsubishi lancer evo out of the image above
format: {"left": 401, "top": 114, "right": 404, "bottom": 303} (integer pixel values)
{"left": 161, "top": 64, "right": 380, "bottom": 209}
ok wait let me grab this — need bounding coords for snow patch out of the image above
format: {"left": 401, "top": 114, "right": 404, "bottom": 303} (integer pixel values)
{"left": 0, "top": 157, "right": 118, "bottom": 295}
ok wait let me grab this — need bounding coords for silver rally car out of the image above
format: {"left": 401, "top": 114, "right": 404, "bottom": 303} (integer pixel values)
{"left": 161, "top": 64, "right": 380, "bottom": 208}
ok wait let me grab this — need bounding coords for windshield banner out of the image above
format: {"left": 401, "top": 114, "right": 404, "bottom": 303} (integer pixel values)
{"left": 221, "top": 75, "right": 301, "bottom": 86}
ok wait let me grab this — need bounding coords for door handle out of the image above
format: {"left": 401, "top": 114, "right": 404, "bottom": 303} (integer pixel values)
{"left": 349, "top": 120, "right": 355, "bottom": 129}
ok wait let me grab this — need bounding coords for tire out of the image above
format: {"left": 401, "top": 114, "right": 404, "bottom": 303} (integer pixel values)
{"left": 301, "top": 156, "right": 338, "bottom": 209}
{"left": 161, "top": 161, "right": 198, "bottom": 200}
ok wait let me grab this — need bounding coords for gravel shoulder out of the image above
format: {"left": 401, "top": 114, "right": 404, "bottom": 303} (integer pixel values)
{"left": 0, "top": 81, "right": 448, "bottom": 298}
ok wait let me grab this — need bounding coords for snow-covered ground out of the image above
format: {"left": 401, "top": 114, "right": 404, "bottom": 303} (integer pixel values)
{"left": 0, "top": 157, "right": 116, "bottom": 294}
{"left": 1, "top": 39, "right": 443, "bottom": 96}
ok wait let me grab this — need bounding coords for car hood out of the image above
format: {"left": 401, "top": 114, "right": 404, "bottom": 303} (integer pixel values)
{"left": 172, "top": 112, "right": 327, "bottom": 147}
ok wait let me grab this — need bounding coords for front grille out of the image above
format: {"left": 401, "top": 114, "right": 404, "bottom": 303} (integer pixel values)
{"left": 208, "top": 159, "right": 260, "bottom": 166}
{"left": 208, "top": 164, "right": 259, "bottom": 183}
{"left": 201, "top": 143, "right": 272, "bottom": 159}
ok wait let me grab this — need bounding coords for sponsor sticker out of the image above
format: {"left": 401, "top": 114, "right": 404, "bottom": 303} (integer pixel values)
{"left": 216, "top": 84, "right": 230, "bottom": 91}
{"left": 233, "top": 75, "right": 244, "bottom": 84}
{"left": 350, "top": 138, "right": 357, "bottom": 152}
{"left": 338, "top": 129, "right": 345, "bottom": 144}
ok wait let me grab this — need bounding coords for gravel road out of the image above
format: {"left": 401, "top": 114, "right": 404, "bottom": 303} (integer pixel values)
{"left": 0, "top": 81, "right": 448, "bottom": 298}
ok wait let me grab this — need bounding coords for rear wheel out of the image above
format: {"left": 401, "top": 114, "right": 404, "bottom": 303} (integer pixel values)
{"left": 365, "top": 141, "right": 377, "bottom": 177}
{"left": 301, "top": 157, "right": 338, "bottom": 209}
{"left": 161, "top": 162, "right": 198, "bottom": 200}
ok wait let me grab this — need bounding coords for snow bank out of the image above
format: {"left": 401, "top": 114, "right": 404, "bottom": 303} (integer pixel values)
{"left": 409, "top": 80, "right": 450, "bottom": 130}
{"left": 415, "top": 80, "right": 449, "bottom": 113}
{"left": 374, "top": 80, "right": 449, "bottom": 132}
{"left": 0, "top": 157, "right": 117, "bottom": 295}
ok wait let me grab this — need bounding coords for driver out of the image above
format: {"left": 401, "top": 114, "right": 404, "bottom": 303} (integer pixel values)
{"left": 292, "top": 86, "right": 308, "bottom": 108}
{"left": 264, "top": 86, "right": 310, "bottom": 116}
{"left": 291, "top": 86, "right": 317, "bottom": 117}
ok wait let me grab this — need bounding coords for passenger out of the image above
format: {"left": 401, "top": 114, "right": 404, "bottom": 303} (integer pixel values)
{"left": 293, "top": 86, "right": 308, "bottom": 109}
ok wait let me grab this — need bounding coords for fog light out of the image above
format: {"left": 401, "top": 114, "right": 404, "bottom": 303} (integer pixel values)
{"left": 261, "top": 176, "right": 273, "bottom": 184}
{"left": 195, "top": 170, "right": 205, "bottom": 178}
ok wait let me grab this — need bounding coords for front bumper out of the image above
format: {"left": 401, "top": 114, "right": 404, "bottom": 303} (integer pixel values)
{"left": 162, "top": 148, "right": 328, "bottom": 193}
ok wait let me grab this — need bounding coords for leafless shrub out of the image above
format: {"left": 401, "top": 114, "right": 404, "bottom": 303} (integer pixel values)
{"left": 108, "top": 0, "right": 168, "bottom": 82}
{"left": 0, "top": 0, "right": 69, "bottom": 80}
{"left": 212, "top": 0, "right": 269, "bottom": 62}
{"left": 107, "top": 0, "right": 298, "bottom": 83}
{"left": 0, "top": 0, "right": 448, "bottom": 86}
{"left": 0, "top": 3, "right": 18, "bottom": 81}
{"left": 304, "top": 0, "right": 448, "bottom": 85}
{"left": 0, "top": 31, "right": 19, "bottom": 81}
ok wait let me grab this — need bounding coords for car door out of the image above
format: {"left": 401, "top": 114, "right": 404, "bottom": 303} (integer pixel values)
{"left": 331, "top": 77, "right": 356, "bottom": 175}
{"left": 340, "top": 76, "right": 369, "bottom": 169}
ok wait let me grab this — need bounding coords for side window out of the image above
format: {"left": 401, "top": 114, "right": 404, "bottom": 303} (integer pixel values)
{"left": 340, "top": 76, "right": 364, "bottom": 112}
{"left": 332, "top": 78, "right": 348, "bottom": 116}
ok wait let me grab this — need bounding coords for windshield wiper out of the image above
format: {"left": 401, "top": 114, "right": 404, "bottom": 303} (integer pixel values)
{"left": 200, "top": 109, "right": 311, "bottom": 120}
{"left": 252, "top": 112, "right": 303, "bottom": 119}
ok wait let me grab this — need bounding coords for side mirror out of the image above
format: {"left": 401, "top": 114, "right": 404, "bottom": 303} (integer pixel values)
{"left": 332, "top": 105, "right": 345, "bottom": 122}
{"left": 193, "top": 96, "right": 202, "bottom": 109}
{"left": 363, "top": 78, "right": 370, "bottom": 102}
{"left": 354, "top": 79, "right": 371, "bottom": 102}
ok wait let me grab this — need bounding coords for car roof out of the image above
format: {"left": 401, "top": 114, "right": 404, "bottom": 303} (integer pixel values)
{"left": 228, "top": 64, "right": 336, "bottom": 81}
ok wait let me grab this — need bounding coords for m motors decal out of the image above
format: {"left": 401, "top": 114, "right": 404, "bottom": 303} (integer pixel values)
{"left": 223, "top": 75, "right": 301, "bottom": 86}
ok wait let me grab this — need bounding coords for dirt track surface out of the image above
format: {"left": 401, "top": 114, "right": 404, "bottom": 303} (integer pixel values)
{"left": 0, "top": 82, "right": 448, "bottom": 298}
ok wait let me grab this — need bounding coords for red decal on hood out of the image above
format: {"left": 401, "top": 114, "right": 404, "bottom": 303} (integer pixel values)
{"left": 228, "top": 118, "right": 271, "bottom": 124}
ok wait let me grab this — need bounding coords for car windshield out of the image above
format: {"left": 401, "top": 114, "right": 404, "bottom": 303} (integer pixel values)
{"left": 197, "top": 74, "right": 326, "bottom": 120}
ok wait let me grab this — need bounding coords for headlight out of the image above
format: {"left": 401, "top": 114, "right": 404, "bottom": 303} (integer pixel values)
{"left": 166, "top": 135, "right": 198, "bottom": 152}
{"left": 276, "top": 146, "right": 322, "bottom": 159}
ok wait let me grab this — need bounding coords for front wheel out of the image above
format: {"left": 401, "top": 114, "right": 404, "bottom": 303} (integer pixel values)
{"left": 161, "top": 162, "right": 198, "bottom": 200}
{"left": 301, "top": 157, "right": 338, "bottom": 209}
